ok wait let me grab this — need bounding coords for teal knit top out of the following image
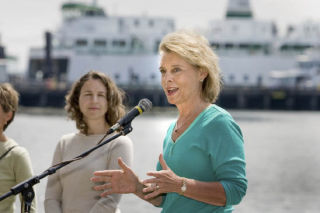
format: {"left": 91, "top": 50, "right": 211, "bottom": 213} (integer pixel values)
{"left": 157, "top": 105, "right": 247, "bottom": 213}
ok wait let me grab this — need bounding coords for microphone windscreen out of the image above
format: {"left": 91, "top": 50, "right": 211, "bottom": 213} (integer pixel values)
{"left": 138, "top": 98, "right": 152, "bottom": 112}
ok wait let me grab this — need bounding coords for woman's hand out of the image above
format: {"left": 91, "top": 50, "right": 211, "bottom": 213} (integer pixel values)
{"left": 91, "top": 157, "right": 139, "bottom": 197}
{"left": 142, "top": 153, "right": 183, "bottom": 200}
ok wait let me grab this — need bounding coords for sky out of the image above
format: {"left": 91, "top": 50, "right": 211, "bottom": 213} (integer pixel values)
{"left": 1, "top": 0, "right": 320, "bottom": 72}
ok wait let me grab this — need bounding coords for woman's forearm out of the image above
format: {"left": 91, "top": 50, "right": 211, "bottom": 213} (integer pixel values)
{"left": 181, "top": 178, "right": 226, "bottom": 206}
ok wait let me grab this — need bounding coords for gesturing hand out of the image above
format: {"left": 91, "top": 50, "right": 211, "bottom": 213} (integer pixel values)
{"left": 142, "top": 153, "right": 183, "bottom": 200}
{"left": 91, "top": 157, "right": 139, "bottom": 197}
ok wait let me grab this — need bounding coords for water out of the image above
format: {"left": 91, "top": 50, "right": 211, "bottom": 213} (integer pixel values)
{"left": 4, "top": 109, "right": 320, "bottom": 213}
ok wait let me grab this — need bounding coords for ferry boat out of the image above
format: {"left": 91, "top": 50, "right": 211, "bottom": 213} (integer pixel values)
{"left": 270, "top": 48, "right": 320, "bottom": 89}
{"left": 27, "top": 1, "right": 174, "bottom": 88}
{"left": 26, "top": 0, "right": 320, "bottom": 89}
{"left": 0, "top": 35, "right": 8, "bottom": 82}
{"left": 204, "top": 0, "right": 320, "bottom": 87}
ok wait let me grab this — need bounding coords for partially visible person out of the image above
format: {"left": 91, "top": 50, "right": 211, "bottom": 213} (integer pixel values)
{"left": 0, "top": 83, "right": 37, "bottom": 213}
{"left": 91, "top": 30, "right": 247, "bottom": 212}
{"left": 44, "top": 71, "right": 133, "bottom": 213}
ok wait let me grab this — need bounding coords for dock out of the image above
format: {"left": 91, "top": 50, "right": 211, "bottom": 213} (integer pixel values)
{"left": 12, "top": 82, "right": 320, "bottom": 110}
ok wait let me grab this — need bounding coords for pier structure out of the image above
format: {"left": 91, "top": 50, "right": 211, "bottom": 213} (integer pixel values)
{"left": 13, "top": 83, "right": 320, "bottom": 110}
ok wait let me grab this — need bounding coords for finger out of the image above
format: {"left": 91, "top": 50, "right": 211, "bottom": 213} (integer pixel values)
{"left": 142, "top": 184, "right": 156, "bottom": 193}
{"left": 142, "top": 187, "right": 153, "bottom": 193}
{"left": 142, "top": 177, "right": 159, "bottom": 185}
{"left": 144, "top": 190, "right": 161, "bottom": 200}
{"left": 118, "top": 157, "right": 130, "bottom": 171}
{"left": 93, "top": 183, "right": 112, "bottom": 191}
{"left": 100, "top": 189, "right": 114, "bottom": 197}
{"left": 146, "top": 171, "right": 162, "bottom": 178}
{"left": 93, "top": 170, "right": 116, "bottom": 176}
{"left": 90, "top": 176, "right": 103, "bottom": 182}
{"left": 159, "top": 154, "right": 169, "bottom": 170}
{"left": 90, "top": 176, "right": 111, "bottom": 183}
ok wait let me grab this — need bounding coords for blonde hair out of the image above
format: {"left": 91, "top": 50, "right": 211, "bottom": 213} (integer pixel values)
{"left": 65, "top": 71, "right": 125, "bottom": 135}
{"left": 159, "top": 30, "right": 222, "bottom": 103}
{"left": 0, "top": 83, "right": 19, "bottom": 131}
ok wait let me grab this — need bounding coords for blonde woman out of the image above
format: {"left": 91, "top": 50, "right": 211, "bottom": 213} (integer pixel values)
{"left": 91, "top": 31, "right": 247, "bottom": 212}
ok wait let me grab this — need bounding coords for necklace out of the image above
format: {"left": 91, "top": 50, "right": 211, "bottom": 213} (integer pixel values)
{"left": 172, "top": 103, "right": 210, "bottom": 139}
{"left": 174, "top": 110, "right": 200, "bottom": 134}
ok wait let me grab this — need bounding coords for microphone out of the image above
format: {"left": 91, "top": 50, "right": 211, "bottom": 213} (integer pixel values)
{"left": 108, "top": 98, "right": 152, "bottom": 134}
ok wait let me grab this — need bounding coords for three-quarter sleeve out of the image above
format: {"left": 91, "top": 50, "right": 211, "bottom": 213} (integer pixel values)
{"left": 209, "top": 115, "right": 247, "bottom": 206}
{"left": 14, "top": 147, "right": 37, "bottom": 213}
{"left": 89, "top": 136, "right": 133, "bottom": 212}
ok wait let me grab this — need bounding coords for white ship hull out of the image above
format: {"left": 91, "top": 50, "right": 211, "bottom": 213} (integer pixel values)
{"left": 29, "top": 48, "right": 296, "bottom": 87}
{"left": 67, "top": 54, "right": 161, "bottom": 86}
{"left": 219, "top": 55, "right": 296, "bottom": 87}
{"left": 69, "top": 54, "right": 297, "bottom": 87}
{"left": 26, "top": 0, "right": 317, "bottom": 88}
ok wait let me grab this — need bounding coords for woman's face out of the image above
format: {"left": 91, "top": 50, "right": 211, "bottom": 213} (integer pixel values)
{"left": 160, "top": 52, "right": 206, "bottom": 106}
{"left": 0, "top": 106, "right": 11, "bottom": 132}
{"left": 79, "top": 78, "right": 108, "bottom": 123}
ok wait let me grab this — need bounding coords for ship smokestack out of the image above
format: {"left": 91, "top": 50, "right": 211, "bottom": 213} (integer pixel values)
{"left": 226, "top": 0, "right": 253, "bottom": 19}
{"left": 0, "top": 36, "right": 5, "bottom": 59}
{"left": 44, "top": 31, "right": 53, "bottom": 79}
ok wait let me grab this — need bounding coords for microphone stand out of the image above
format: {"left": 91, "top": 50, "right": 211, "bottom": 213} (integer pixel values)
{"left": 0, "top": 123, "right": 133, "bottom": 213}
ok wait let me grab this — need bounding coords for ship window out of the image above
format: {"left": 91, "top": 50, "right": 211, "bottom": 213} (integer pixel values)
{"left": 280, "top": 45, "right": 289, "bottom": 51}
{"left": 263, "top": 45, "right": 270, "bottom": 55}
{"left": 94, "top": 40, "right": 107, "bottom": 47}
{"left": 114, "top": 73, "right": 120, "bottom": 81}
{"left": 112, "top": 40, "right": 126, "bottom": 47}
{"left": 281, "top": 44, "right": 312, "bottom": 52}
{"left": 293, "top": 45, "right": 311, "bottom": 51}
{"left": 239, "top": 44, "right": 250, "bottom": 49}
{"left": 86, "top": 10, "right": 95, "bottom": 16}
{"left": 252, "top": 44, "right": 262, "bottom": 50}
{"left": 134, "top": 19, "right": 140, "bottom": 27}
{"left": 243, "top": 74, "right": 249, "bottom": 82}
{"left": 75, "top": 39, "right": 88, "bottom": 47}
{"left": 229, "top": 74, "right": 235, "bottom": 82}
{"left": 225, "top": 43, "right": 234, "bottom": 49}
{"left": 149, "top": 20, "right": 154, "bottom": 27}
{"left": 210, "top": 42, "right": 220, "bottom": 49}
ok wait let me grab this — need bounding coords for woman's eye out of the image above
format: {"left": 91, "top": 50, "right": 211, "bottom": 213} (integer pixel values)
{"left": 173, "top": 68, "right": 180, "bottom": 73}
{"left": 159, "top": 69, "right": 165, "bottom": 75}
